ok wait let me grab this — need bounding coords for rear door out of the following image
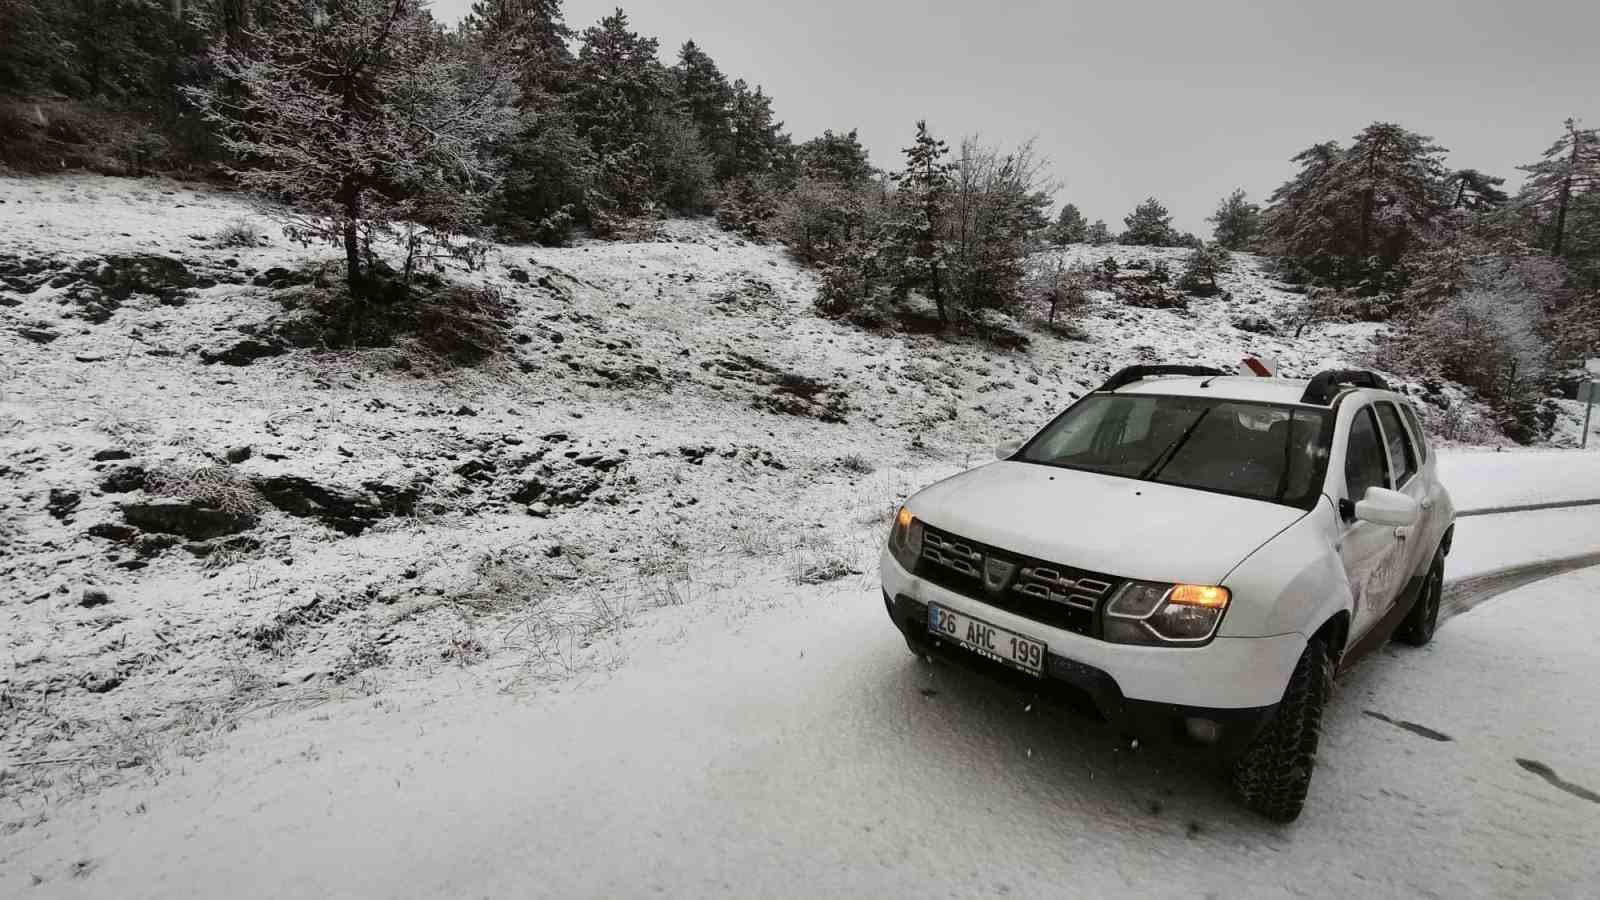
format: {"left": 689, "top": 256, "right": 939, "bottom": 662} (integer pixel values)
{"left": 1340, "top": 403, "right": 1406, "bottom": 641}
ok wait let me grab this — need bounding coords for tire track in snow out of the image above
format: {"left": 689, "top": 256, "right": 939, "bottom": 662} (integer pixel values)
{"left": 1439, "top": 551, "right": 1600, "bottom": 623}
{"left": 1514, "top": 758, "right": 1600, "bottom": 805}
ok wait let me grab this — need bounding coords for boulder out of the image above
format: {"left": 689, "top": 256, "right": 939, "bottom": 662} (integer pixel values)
{"left": 253, "top": 474, "right": 414, "bottom": 535}
{"left": 200, "top": 337, "right": 288, "bottom": 366}
{"left": 46, "top": 488, "right": 80, "bottom": 521}
{"left": 121, "top": 498, "right": 257, "bottom": 540}
{"left": 87, "top": 522, "right": 139, "bottom": 542}
{"left": 99, "top": 465, "right": 147, "bottom": 494}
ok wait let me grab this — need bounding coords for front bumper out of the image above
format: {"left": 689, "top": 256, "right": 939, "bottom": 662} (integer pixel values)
{"left": 880, "top": 545, "right": 1305, "bottom": 714}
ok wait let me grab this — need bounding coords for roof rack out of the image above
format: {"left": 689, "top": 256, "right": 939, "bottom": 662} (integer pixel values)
{"left": 1300, "top": 369, "right": 1390, "bottom": 405}
{"left": 1097, "top": 364, "right": 1227, "bottom": 393}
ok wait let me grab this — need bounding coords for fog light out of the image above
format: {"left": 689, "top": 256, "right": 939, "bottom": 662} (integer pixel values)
{"left": 1185, "top": 717, "right": 1222, "bottom": 744}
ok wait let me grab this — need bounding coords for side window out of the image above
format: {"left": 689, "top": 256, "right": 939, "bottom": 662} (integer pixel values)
{"left": 1399, "top": 403, "right": 1429, "bottom": 463}
{"left": 1344, "top": 406, "right": 1390, "bottom": 502}
{"left": 1375, "top": 403, "right": 1419, "bottom": 485}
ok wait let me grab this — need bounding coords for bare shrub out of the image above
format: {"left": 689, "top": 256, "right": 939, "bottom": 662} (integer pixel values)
{"left": 441, "top": 633, "right": 489, "bottom": 666}
{"left": 144, "top": 465, "right": 261, "bottom": 514}
{"left": 794, "top": 555, "right": 858, "bottom": 585}
{"left": 215, "top": 218, "right": 263, "bottom": 248}
{"left": 331, "top": 634, "right": 390, "bottom": 683}
{"left": 838, "top": 453, "right": 875, "bottom": 474}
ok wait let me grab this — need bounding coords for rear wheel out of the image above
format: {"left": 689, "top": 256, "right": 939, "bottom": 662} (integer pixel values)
{"left": 1232, "top": 639, "right": 1332, "bottom": 823}
{"left": 1397, "top": 551, "right": 1444, "bottom": 647}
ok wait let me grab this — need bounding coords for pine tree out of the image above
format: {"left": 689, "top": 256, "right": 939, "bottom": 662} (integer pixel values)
{"left": 1518, "top": 118, "right": 1600, "bottom": 256}
{"left": 1178, "top": 242, "right": 1231, "bottom": 295}
{"left": 568, "top": 8, "right": 666, "bottom": 218}
{"left": 887, "top": 120, "right": 955, "bottom": 322}
{"left": 673, "top": 40, "right": 734, "bottom": 176}
{"left": 796, "top": 129, "right": 874, "bottom": 184}
{"left": 1260, "top": 141, "right": 1343, "bottom": 262}
{"left": 189, "top": 0, "right": 511, "bottom": 291}
{"left": 1338, "top": 122, "right": 1448, "bottom": 263}
{"left": 1207, "top": 188, "right": 1260, "bottom": 250}
{"left": 1050, "top": 203, "right": 1088, "bottom": 244}
{"left": 1445, "top": 168, "right": 1508, "bottom": 211}
{"left": 727, "top": 78, "right": 788, "bottom": 181}
{"left": 461, "top": 0, "right": 573, "bottom": 101}
{"left": 0, "top": 0, "right": 52, "bottom": 92}
{"left": 1121, "top": 197, "right": 1178, "bottom": 246}
{"left": 778, "top": 129, "right": 878, "bottom": 264}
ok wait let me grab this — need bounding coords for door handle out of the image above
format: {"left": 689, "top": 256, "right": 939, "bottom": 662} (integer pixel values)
{"left": 1420, "top": 498, "right": 1433, "bottom": 510}
{"left": 1394, "top": 526, "right": 1412, "bottom": 540}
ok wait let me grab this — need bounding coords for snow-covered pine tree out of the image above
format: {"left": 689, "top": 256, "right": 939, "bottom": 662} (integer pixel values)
{"left": 796, "top": 129, "right": 874, "bottom": 184}
{"left": 568, "top": 8, "right": 666, "bottom": 222}
{"left": 1207, "top": 188, "right": 1260, "bottom": 250}
{"left": 1120, "top": 197, "right": 1178, "bottom": 246}
{"left": 189, "top": 0, "right": 512, "bottom": 292}
{"left": 886, "top": 120, "right": 955, "bottom": 322}
{"left": 1517, "top": 118, "right": 1600, "bottom": 257}
{"left": 1336, "top": 122, "right": 1449, "bottom": 265}
{"left": 1178, "top": 242, "right": 1231, "bottom": 296}
{"left": 1260, "top": 141, "right": 1344, "bottom": 265}
{"left": 727, "top": 78, "right": 789, "bottom": 182}
{"left": 673, "top": 40, "right": 735, "bottom": 177}
{"left": 1050, "top": 203, "right": 1088, "bottom": 244}
{"left": 777, "top": 129, "right": 879, "bottom": 264}
{"left": 1445, "top": 168, "right": 1508, "bottom": 211}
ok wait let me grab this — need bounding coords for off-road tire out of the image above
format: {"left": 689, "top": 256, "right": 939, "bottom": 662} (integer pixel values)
{"left": 1397, "top": 551, "right": 1444, "bottom": 647}
{"left": 1232, "top": 640, "right": 1332, "bottom": 823}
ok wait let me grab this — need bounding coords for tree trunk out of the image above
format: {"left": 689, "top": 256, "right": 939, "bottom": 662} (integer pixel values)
{"left": 1552, "top": 126, "right": 1581, "bottom": 256}
{"left": 1358, "top": 188, "right": 1373, "bottom": 257}
{"left": 343, "top": 185, "right": 363, "bottom": 293}
{"left": 1552, "top": 174, "right": 1571, "bottom": 257}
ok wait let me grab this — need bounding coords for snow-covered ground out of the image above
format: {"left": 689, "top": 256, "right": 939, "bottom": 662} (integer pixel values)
{"left": 2, "top": 507, "right": 1597, "bottom": 898}
{"left": 5, "top": 173, "right": 1503, "bottom": 797}
{"left": 3, "top": 174, "right": 1599, "bottom": 896}
{"left": 1438, "top": 448, "right": 1600, "bottom": 511}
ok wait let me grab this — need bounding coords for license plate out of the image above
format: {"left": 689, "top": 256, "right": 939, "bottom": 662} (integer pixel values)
{"left": 927, "top": 604, "right": 1046, "bottom": 676}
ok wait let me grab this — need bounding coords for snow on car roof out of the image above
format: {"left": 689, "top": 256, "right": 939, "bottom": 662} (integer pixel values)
{"left": 1114, "top": 375, "right": 1382, "bottom": 406}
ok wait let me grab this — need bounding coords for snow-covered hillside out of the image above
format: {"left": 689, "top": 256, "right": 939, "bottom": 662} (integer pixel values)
{"left": 0, "top": 173, "right": 1564, "bottom": 800}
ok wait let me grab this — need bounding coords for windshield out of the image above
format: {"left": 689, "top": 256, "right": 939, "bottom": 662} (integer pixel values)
{"left": 1016, "top": 394, "right": 1331, "bottom": 507}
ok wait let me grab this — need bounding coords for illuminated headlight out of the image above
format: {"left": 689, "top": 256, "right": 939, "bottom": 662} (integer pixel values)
{"left": 888, "top": 506, "right": 924, "bottom": 571}
{"left": 1104, "top": 581, "right": 1230, "bottom": 645}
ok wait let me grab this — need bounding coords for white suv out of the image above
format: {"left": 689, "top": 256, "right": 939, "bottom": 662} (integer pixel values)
{"left": 880, "top": 365, "right": 1455, "bottom": 822}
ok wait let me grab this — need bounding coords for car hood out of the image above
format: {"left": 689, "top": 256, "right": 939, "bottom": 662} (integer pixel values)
{"left": 906, "top": 461, "right": 1307, "bottom": 585}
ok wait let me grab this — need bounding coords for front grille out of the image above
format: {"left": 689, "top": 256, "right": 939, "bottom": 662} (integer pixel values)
{"left": 917, "top": 524, "right": 1123, "bottom": 637}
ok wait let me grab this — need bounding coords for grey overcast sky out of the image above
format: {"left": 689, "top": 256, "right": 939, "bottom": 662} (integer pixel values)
{"left": 431, "top": 0, "right": 1598, "bottom": 234}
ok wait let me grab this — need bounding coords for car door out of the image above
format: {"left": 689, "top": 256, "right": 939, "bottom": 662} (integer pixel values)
{"left": 1339, "top": 403, "right": 1406, "bottom": 642}
{"left": 1373, "top": 401, "right": 1430, "bottom": 587}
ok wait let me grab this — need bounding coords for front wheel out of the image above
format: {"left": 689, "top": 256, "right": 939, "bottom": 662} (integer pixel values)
{"left": 1397, "top": 551, "right": 1444, "bottom": 647}
{"left": 1231, "top": 639, "right": 1332, "bottom": 823}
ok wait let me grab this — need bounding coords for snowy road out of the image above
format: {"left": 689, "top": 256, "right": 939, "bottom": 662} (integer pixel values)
{"left": 6, "top": 469, "right": 1600, "bottom": 897}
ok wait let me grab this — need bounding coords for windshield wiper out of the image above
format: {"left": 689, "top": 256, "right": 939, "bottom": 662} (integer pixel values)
{"left": 1138, "top": 409, "right": 1210, "bottom": 481}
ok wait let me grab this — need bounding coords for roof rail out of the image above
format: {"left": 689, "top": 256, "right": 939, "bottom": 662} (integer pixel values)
{"left": 1097, "top": 364, "right": 1227, "bottom": 393}
{"left": 1300, "top": 369, "right": 1390, "bottom": 405}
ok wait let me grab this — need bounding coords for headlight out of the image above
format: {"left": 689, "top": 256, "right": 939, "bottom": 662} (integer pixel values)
{"left": 1104, "top": 581, "right": 1230, "bottom": 645}
{"left": 888, "top": 506, "right": 924, "bottom": 571}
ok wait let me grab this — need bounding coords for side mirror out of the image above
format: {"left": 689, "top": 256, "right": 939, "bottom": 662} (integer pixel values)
{"left": 1354, "top": 487, "right": 1419, "bottom": 527}
{"left": 995, "top": 438, "right": 1023, "bottom": 460}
